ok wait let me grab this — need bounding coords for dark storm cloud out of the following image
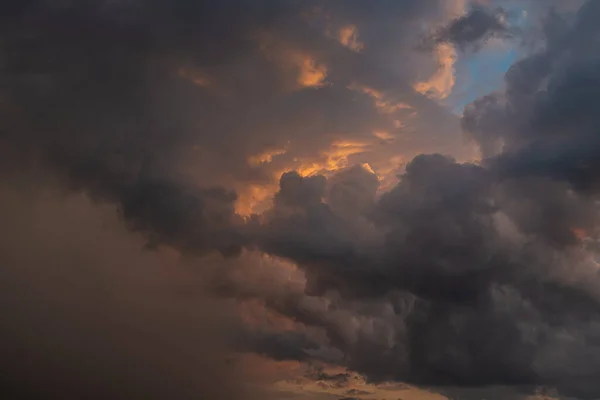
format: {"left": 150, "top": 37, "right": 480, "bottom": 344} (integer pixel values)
{"left": 425, "top": 5, "right": 511, "bottom": 51}
{"left": 242, "top": 2, "right": 600, "bottom": 398}
{"left": 0, "top": 0, "right": 457, "bottom": 253}
{"left": 0, "top": 0, "right": 265, "bottom": 253}
{"left": 0, "top": 2, "right": 463, "bottom": 397}
{"left": 463, "top": 0, "right": 600, "bottom": 245}
{"left": 6, "top": 0, "right": 600, "bottom": 399}
{"left": 254, "top": 154, "right": 600, "bottom": 399}
{"left": 236, "top": 327, "right": 323, "bottom": 362}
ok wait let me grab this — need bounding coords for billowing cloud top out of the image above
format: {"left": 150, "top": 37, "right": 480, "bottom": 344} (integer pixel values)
{"left": 2, "top": 1, "right": 600, "bottom": 399}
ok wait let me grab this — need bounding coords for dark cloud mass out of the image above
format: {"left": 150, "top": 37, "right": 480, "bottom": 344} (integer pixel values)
{"left": 3, "top": 0, "right": 600, "bottom": 399}
{"left": 0, "top": 178, "right": 262, "bottom": 399}
{"left": 426, "top": 5, "right": 511, "bottom": 51}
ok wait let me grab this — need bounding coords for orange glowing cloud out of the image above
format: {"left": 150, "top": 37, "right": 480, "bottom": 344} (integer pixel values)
{"left": 238, "top": 139, "right": 375, "bottom": 215}
{"left": 373, "top": 130, "right": 395, "bottom": 142}
{"left": 296, "top": 139, "right": 371, "bottom": 177}
{"left": 272, "top": 364, "right": 449, "bottom": 400}
{"left": 235, "top": 183, "right": 278, "bottom": 216}
{"left": 294, "top": 54, "right": 328, "bottom": 88}
{"left": 254, "top": 30, "right": 328, "bottom": 90}
{"left": 338, "top": 24, "right": 364, "bottom": 52}
{"left": 248, "top": 148, "right": 287, "bottom": 166}
{"left": 236, "top": 126, "right": 418, "bottom": 216}
{"left": 237, "top": 148, "right": 288, "bottom": 215}
{"left": 373, "top": 155, "right": 405, "bottom": 193}
{"left": 350, "top": 84, "right": 414, "bottom": 115}
{"left": 413, "top": 43, "right": 457, "bottom": 100}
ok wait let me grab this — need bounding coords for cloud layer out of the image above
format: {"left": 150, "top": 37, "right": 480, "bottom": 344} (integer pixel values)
{"left": 2, "top": 1, "right": 600, "bottom": 399}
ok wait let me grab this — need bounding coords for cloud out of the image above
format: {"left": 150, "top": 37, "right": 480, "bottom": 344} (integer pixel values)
{"left": 5, "top": 1, "right": 600, "bottom": 400}
{"left": 0, "top": 177, "right": 267, "bottom": 399}
{"left": 243, "top": 3, "right": 600, "bottom": 397}
{"left": 337, "top": 25, "right": 364, "bottom": 53}
{"left": 431, "top": 6, "right": 511, "bottom": 51}
{"left": 413, "top": 43, "right": 458, "bottom": 100}
{"left": 313, "top": 3, "right": 600, "bottom": 399}
{"left": 0, "top": 0, "right": 469, "bottom": 223}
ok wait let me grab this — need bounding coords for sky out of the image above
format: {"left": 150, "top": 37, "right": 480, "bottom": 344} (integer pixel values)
{"left": 1, "top": 0, "right": 600, "bottom": 399}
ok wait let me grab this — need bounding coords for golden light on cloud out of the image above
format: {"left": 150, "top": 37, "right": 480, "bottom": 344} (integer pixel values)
{"left": 272, "top": 365, "right": 449, "bottom": 400}
{"left": 375, "top": 155, "right": 404, "bottom": 193}
{"left": 237, "top": 148, "right": 290, "bottom": 215}
{"left": 295, "top": 54, "right": 328, "bottom": 88}
{"left": 413, "top": 43, "right": 457, "bottom": 100}
{"left": 238, "top": 127, "right": 416, "bottom": 216}
{"left": 235, "top": 183, "right": 278, "bottom": 216}
{"left": 248, "top": 148, "right": 287, "bottom": 166}
{"left": 238, "top": 138, "right": 376, "bottom": 216}
{"left": 254, "top": 30, "right": 328, "bottom": 90}
{"left": 350, "top": 84, "right": 414, "bottom": 114}
{"left": 297, "top": 139, "right": 371, "bottom": 177}
{"left": 373, "top": 130, "right": 395, "bottom": 142}
{"left": 360, "top": 162, "right": 375, "bottom": 174}
{"left": 338, "top": 24, "right": 364, "bottom": 52}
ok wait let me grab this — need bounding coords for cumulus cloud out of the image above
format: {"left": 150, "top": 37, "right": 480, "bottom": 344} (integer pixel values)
{"left": 249, "top": 2, "right": 600, "bottom": 397}
{"left": 4, "top": 1, "right": 600, "bottom": 399}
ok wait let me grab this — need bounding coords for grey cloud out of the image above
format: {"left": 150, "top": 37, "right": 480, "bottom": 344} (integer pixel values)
{"left": 276, "top": 172, "right": 327, "bottom": 210}
{"left": 429, "top": 6, "right": 511, "bottom": 51}
{"left": 196, "top": 141, "right": 599, "bottom": 398}
{"left": 463, "top": 1, "right": 600, "bottom": 245}
{"left": 327, "top": 164, "right": 379, "bottom": 217}
{"left": 239, "top": 329, "right": 322, "bottom": 362}
{"left": 247, "top": 2, "right": 600, "bottom": 396}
